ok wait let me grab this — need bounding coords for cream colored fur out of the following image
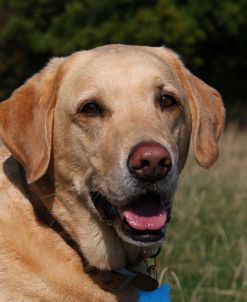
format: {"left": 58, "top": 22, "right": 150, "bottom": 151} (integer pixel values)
{"left": 0, "top": 45, "right": 225, "bottom": 301}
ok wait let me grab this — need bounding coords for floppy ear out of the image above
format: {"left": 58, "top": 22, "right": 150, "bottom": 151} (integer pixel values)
{"left": 0, "top": 57, "right": 65, "bottom": 183}
{"left": 185, "top": 71, "right": 225, "bottom": 168}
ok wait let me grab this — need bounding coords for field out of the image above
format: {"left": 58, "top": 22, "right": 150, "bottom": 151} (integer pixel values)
{"left": 159, "top": 126, "right": 247, "bottom": 302}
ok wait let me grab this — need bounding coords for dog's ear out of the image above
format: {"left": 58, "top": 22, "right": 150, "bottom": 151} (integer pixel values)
{"left": 184, "top": 70, "right": 225, "bottom": 168}
{"left": 146, "top": 46, "right": 225, "bottom": 168}
{"left": 0, "top": 57, "right": 65, "bottom": 183}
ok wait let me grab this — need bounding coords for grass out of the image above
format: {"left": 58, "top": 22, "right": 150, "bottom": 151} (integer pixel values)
{"left": 158, "top": 126, "right": 247, "bottom": 302}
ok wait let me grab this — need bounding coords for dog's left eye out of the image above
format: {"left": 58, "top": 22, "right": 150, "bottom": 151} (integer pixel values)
{"left": 159, "top": 94, "right": 178, "bottom": 109}
{"left": 78, "top": 101, "right": 103, "bottom": 116}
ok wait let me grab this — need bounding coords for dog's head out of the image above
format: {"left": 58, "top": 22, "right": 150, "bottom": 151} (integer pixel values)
{"left": 0, "top": 45, "right": 225, "bottom": 269}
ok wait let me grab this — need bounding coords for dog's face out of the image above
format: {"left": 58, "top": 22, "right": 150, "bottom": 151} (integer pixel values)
{"left": 54, "top": 46, "right": 192, "bottom": 247}
{"left": 0, "top": 45, "right": 225, "bottom": 268}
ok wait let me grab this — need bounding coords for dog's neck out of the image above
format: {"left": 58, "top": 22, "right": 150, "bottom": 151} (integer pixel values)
{"left": 4, "top": 155, "right": 160, "bottom": 292}
{"left": 28, "top": 178, "right": 160, "bottom": 292}
{"left": 27, "top": 168, "right": 158, "bottom": 273}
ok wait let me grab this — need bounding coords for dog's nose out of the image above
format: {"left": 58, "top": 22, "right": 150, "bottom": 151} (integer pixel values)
{"left": 128, "top": 142, "right": 172, "bottom": 181}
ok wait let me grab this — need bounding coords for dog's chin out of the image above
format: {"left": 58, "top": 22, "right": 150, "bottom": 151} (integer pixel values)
{"left": 89, "top": 191, "right": 171, "bottom": 247}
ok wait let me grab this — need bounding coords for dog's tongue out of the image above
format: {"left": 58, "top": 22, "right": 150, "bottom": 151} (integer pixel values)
{"left": 122, "top": 202, "right": 167, "bottom": 231}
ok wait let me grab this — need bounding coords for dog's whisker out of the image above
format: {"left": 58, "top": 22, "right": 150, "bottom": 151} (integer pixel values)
{"left": 29, "top": 185, "right": 77, "bottom": 202}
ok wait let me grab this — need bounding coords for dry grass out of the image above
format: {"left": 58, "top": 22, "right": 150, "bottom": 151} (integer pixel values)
{"left": 159, "top": 126, "right": 247, "bottom": 302}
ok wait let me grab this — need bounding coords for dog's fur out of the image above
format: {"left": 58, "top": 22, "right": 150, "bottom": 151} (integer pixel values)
{"left": 0, "top": 45, "right": 225, "bottom": 301}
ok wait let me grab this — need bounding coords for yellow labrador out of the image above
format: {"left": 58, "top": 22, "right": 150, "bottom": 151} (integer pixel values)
{"left": 0, "top": 45, "right": 225, "bottom": 301}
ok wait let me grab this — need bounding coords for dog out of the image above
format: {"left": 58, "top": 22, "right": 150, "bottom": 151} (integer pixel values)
{"left": 0, "top": 44, "right": 225, "bottom": 301}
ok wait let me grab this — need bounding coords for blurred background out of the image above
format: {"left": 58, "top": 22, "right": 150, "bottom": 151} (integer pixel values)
{"left": 0, "top": 0, "right": 246, "bottom": 301}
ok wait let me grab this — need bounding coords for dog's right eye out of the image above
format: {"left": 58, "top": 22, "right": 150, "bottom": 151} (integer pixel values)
{"left": 78, "top": 101, "right": 103, "bottom": 116}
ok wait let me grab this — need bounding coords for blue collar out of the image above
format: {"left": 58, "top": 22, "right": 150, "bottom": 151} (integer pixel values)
{"left": 138, "top": 284, "right": 171, "bottom": 302}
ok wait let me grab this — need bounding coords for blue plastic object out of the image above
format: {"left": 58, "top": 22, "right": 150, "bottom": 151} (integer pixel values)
{"left": 138, "top": 284, "right": 171, "bottom": 302}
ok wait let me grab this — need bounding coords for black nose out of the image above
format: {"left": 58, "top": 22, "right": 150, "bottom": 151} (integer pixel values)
{"left": 128, "top": 142, "right": 172, "bottom": 181}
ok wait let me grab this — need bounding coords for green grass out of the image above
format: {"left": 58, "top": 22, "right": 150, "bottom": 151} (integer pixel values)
{"left": 158, "top": 126, "right": 247, "bottom": 302}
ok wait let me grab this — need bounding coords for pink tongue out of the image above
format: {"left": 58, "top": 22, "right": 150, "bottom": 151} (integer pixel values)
{"left": 122, "top": 202, "right": 167, "bottom": 231}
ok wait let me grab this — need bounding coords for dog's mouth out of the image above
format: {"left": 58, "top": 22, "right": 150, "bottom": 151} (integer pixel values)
{"left": 90, "top": 191, "right": 171, "bottom": 245}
